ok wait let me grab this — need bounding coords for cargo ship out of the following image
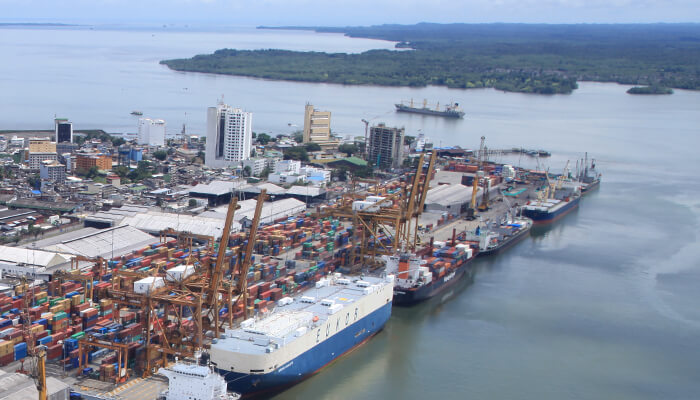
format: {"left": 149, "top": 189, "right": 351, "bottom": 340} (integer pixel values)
{"left": 468, "top": 216, "right": 533, "bottom": 257}
{"left": 383, "top": 241, "right": 477, "bottom": 306}
{"left": 209, "top": 274, "right": 394, "bottom": 398}
{"left": 520, "top": 188, "right": 581, "bottom": 225}
{"left": 578, "top": 154, "right": 601, "bottom": 196}
{"left": 395, "top": 99, "right": 465, "bottom": 118}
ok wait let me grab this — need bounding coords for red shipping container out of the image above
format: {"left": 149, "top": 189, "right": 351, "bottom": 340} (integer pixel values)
{"left": 0, "top": 353, "right": 13, "bottom": 366}
{"left": 260, "top": 282, "right": 272, "bottom": 292}
{"left": 259, "top": 290, "right": 272, "bottom": 300}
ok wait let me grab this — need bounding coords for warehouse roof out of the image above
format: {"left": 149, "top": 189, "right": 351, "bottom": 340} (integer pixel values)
{"left": 189, "top": 180, "right": 243, "bottom": 196}
{"left": 285, "top": 185, "right": 324, "bottom": 197}
{"left": 425, "top": 184, "right": 474, "bottom": 207}
{"left": 39, "top": 225, "right": 156, "bottom": 258}
{"left": 204, "top": 198, "right": 306, "bottom": 225}
{"left": 0, "top": 245, "right": 72, "bottom": 268}
{"left": 119, "top": 211, "right": 241, "bottom": 237}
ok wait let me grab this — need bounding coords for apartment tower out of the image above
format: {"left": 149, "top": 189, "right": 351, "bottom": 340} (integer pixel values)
{"left": 205, "top": 102, "right": 253, "bottom": 168}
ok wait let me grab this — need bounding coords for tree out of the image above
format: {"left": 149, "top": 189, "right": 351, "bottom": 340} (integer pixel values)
{"left": 404, "top": 135, "right": 416, "bottom": 147}
{"left": 257, "top": 133, "right": 272, "bottom": 145}
{"left": 153, "top": 150, "right": 167, "bottom": 161}
{"left": 292, "top": 130, "right": 304, "bottom": 143}
{"left": 353, "top": 165, "right": 373, "bottom": 178}
{"left": 197, "top": 151, "right": 206, "bottom": 163}
{"left": 188, "top": 199, "right": 198, "bottom": 208}
{"left": 331, "top": 167, "right": 348, "bottom": 182}
{"left": 86, "top": 166, "right": 99, "bottom": 179}
{"left": 113, "top": 165, "right": 129, "bottom": 178}
{"left": 283, "top": 147, "right": 309, "bottom": 162}
{"left": 242, "top": 166, "right": 252, "bottom": 177}
{"left": 112, "top": 137, "right": 126, "bottom": 147}
{"left": 260, "top": 166, "right": 271, "bottom": 178}
{"left": 27, "top": 174, "right": 40, "bottom": 189}
{"left": 338, "top": 143, "right": 358, "bottom": 157}
{"left": 304, "top": 142, "right": 321, "bottom": 152}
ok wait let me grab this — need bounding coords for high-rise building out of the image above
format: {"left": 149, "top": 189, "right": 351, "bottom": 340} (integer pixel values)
{"left": 28, "top": 138, "right": 56, "bottom": 153}
{"left": 76, "top": 153, "right": 113, "bottom": 172}
{"left": 303, "top": 104, "right": 331, "bottom": 142}
{"left": 368, "top": 123, "right": 405, "bottom": 169}
{"left": 137, "top": 118, "right": 166, "bottom": 146}
{"left": 55, "top": 118, "right": 73, "bottom": 143}
{"left": 205, "top": 102, "right": 253, "bottom": 169}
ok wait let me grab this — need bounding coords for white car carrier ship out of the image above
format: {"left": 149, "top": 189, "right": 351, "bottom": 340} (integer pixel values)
{"left": 208, "top": 273, "right": 394, "bottom": 397}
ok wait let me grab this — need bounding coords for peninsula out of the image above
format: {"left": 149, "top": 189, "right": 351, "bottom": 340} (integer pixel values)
{"left": 160, "top": 23, "right": 700, "bottom": 94}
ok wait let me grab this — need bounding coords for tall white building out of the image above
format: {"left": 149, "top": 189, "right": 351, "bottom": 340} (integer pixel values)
{"left": 205, "top": 102, "right": 253, "bottom": 169}
{"left": 137, "top": 118, "right": 166, "bottom": 146}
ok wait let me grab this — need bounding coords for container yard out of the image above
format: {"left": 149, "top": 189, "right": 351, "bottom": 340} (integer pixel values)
{"left": 0, "top": 147, "right": 599, "bottom": 400}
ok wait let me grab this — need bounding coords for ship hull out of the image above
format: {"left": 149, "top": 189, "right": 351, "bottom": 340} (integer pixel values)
{"left": 395, "top": 104, "right": 465, "bottom": 118}
{"left": 522, "top": 197, "right": 580, "bottom": 225}
{"left": 393, "top": 257, "right": 473, "bottom": 306}
{"left": 581, "top": 179, "right": 600, "bottom": 195}
{"left": 478, "top": 225, "right": 532, "bottom": 257}
{"left": 215, "top": 301, "right": 392, "bottom": 398}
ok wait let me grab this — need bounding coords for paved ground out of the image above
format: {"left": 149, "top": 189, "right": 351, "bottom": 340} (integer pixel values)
{"left": 105, "top": 376, "right": 167, "bottom": 400}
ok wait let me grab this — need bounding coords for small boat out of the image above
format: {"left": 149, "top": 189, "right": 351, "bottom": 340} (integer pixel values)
{"left": 130, "top": 110, "right": 143, "bottom": 116}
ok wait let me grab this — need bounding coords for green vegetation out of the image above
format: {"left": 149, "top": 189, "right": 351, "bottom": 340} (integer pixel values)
{"left": 338, "top": 143, "right": 359, "bottom": 157}
{"left": 256, "top": 133, "right": 273, "bottom": 144}
{"left": 161, "top": 23, "right": 700, "bottom": 94}
{"left": 304, "top": 142, "right": 321, "bottom": 152}
{"left": 153, "top": 150, "right": 168, "bottom": 161}
{"left": 627, "top": 86, "right": 674, "bottom": 95}
{"left": 283, "top": 147, "right": 309, "bottom": 161}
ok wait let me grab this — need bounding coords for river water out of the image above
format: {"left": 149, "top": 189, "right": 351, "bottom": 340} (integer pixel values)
{"left": 3, "top": 25, "right": 700, "bottom": 400}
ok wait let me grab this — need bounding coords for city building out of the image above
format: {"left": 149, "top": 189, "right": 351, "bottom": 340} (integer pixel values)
{"left": 300, "top": 166, "right": 331, "bottom": 186}
{"left": 268, "top": 172, "right": 306, "bottom": 185}
{"left": 55, "top": 118, "right": 73, "bottom": 143}
{"left": 28, "top": 152, "right": 58, "bottom": 170}
{"left": 137, "top": 118, "right": 166, "bottom": 146}
{"left": 302, "top": 103, "right": 339, "bottom": 149}
{"left": 76, "top": 153, "right": 113, "bottom": 172}
{"left": 274, "top": 159, "right": 301, "bottom": 174}
{"left": 242, "top": 157, "right": 267, "bottom": 177}
{"left": 28, "top": 137, "right": 56, "bottom": 153}
{"left": 39, "top": 160, "right": 67, "bottom": 184}
{"left": 205, "top": 102, "right": 253, "bottom": 168}
{"left": 368, "top": 123, "right": 405, "bottom": 169}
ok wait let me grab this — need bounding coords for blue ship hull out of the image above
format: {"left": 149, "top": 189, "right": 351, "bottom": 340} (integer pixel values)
{"left": 522, "top": 196, "right": 580, "bottom": 225}
{"left": 215, "top": 301, "right": 392, "bottom": 398}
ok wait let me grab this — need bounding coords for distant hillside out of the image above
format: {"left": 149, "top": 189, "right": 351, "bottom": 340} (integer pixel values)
{"left": 161, "top": 23, "right": 700, "bottom": 94}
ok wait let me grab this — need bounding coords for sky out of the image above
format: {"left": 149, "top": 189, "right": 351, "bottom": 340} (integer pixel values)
{"left": 1, "top": 0, "right": 699, "bottom": 26}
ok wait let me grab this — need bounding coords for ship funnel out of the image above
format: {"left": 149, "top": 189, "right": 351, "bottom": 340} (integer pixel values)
{"left": 199, "top": 351, "right": 210, "bottom": 366}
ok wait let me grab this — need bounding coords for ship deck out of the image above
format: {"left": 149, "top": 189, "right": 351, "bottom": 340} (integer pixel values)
{"left": 211, "top": 275, "right": 388, "bottom": 356}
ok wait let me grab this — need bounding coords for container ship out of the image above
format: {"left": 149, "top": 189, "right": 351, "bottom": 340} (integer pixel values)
{"left": 209, "top": 274, "right": 394, "bottom": 398}
{"left": 395, "top": 99, "right": 465, "bottom": 119}
{"left": 383, "top": 241, "right": 477, "bottom": 306}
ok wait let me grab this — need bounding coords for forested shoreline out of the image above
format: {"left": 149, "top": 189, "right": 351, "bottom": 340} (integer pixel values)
{"left": 161, "top": 23, "right": 700, "bottom": 94}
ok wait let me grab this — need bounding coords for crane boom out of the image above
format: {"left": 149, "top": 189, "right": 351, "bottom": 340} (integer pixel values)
{"left": 237, "top": 189, "right": 267, "bottom": 320}
{"left": 207, "top": 196, "right": 238, "bottom": 338}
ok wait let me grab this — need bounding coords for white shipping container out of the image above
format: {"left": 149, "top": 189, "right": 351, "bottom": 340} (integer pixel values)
{"left": 134, "top": 277, "right": 165, "bottom": 294}
{"left": 352, "top": 201, "right": 378, "bottom": 212}
{"left": 165, "top": 265, "right": 195, "bottom": 282}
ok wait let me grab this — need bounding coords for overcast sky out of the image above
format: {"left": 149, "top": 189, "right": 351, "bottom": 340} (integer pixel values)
{"left": 2, "top": 0, "right": 699, "bottom": 25}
